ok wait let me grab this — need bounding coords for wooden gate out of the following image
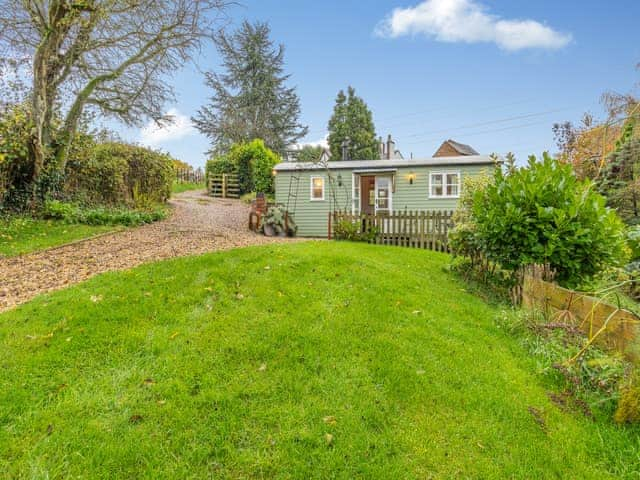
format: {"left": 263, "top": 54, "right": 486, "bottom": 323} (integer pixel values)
{"left": 209, "top": 173, "right": 240, "bottom": 199}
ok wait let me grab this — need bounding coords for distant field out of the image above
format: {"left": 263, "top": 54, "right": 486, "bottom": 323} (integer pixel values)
{"left": 172, "top": 181, "right": 206, "bottom": 194}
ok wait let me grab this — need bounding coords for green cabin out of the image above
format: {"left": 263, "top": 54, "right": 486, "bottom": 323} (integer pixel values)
{"left": 274, "top": 155, "right": 497, "bottom": 237}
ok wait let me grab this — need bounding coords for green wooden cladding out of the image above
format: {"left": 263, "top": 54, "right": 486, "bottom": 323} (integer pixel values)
{"left": 275, "top": 165, "right": 490, "bottom": 237}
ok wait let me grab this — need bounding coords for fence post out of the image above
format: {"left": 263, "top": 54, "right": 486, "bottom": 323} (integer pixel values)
{"left": 222, "top": 174, "right": 227, "bottom": 199}
{"left": 328, "top": 211, "right": 333, "bottom": 240}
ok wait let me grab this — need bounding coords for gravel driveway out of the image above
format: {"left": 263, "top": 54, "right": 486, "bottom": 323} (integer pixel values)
{"left": 0, "top": 190, "right": 298, "bottom": 312}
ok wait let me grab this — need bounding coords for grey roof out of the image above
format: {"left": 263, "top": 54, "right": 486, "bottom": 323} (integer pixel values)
{"left": 274, "top": 155, "right": 498, "bottom": 172}
{"left": 445, "top": 139, "right": 480, "bottom": 156}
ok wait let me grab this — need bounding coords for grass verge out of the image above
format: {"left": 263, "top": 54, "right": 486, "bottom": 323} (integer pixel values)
{"left": 1, "top": 242, "right": 639, "bottom": 478}
{"left": 0, "top": 217, "right": 118, "bottom": 257}
{"left": 172, "top": 181, "right": 205, "bottom": 194}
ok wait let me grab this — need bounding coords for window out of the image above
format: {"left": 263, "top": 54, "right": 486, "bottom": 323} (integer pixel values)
{"left": 375, "top": 176, "right": 392, "bottom": 213}
{"left": 430, "top": 172, "right": 460, "bottom": 198}
{"left": 310, "top": 176, "right": 324, "bottom": 201}
{"left": 352, "top": 174, "right": 360, "bottom": 214}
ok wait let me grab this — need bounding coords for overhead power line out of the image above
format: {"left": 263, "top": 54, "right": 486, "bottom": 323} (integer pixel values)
{"left": 303, "top": 97, "right": 537, "bottom": 138}
{"left": 403, "top": 106, "right": 577, "bottom": 141}
{"left": 403, "top": 120, "right": 554, "bottom": 146}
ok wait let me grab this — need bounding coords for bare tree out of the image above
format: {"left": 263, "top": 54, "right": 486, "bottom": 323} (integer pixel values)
{"left": 0, "top": 0, "right": 228, "bottom": 190}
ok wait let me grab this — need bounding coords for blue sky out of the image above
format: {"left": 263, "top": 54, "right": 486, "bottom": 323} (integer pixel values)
{"left": 122, "top": 0, "right": 640, "bottom": 167}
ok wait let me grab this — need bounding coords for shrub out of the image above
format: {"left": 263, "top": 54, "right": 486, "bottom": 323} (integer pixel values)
{"left": 205, "top": 155, "right": 236, "bottom": 179}
{"left": 206, "top": 139, "right": 280, "bottom": 195}
{"left": 43, "top": 200, "right": 167, "bottom": 226}
{"left": 627, "top": 225, "right": 640, "bottom": 261}
{"left": 334, "top": 219, "right": 379, "bottom": 243}
{"left": 0, "top": 103, "right": 35, "bottom": 211}
{"left": 449, "top": 173, "right": 492, "bottom": 268}
{"left": 472, "top": 154, "right": 627, "bottom": 288}
{"left": 64, "top": 142, "right": 173, "bottom": 206}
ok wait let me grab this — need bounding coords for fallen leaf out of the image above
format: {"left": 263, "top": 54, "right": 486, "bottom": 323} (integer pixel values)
{"left": 129, "top": 414, "right": 144, "bottom": 424}
{"left": 169, "top": 332, "right": 179, "bottom": 339}
{"left": 90, "top": 295, "right": 103, "bottom": 303}
{"left": 323, "top": 416, "right": 337, "bottom": 425}
{"left": 46, "top": 424, "right": 54, "bottom": 436}
{"left": 258, "top": 363, "right": 267, "bottom": 372}
{"left": 236, "top": 293, "right": 244, "bottom": 300}
{"left": 324, "top": 433, "right": 334, "bottom": 445}
{"left": 416, "top": 369, "right": 426, "bottom": 375}
{"left": 143, "top": 378, "right": 155, "bottom": 386}
{"left": 157, "top": 400, "right": 166, "bottom": 406}
{"left": 412, "top": 310, "right": 422, "bottom": 315}
{"left": 264, "top": 266, "right": 271, "bottom": 270}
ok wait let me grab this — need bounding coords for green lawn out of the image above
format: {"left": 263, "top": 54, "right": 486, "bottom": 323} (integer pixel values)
{"left": 0, "top": 217, "right": 118, "bottom": 257}
{"left": 1, "top": 242, "right": 639, "bottom": 478}
{"left": 172, "top": 181, "right": 205, "bottom": 194}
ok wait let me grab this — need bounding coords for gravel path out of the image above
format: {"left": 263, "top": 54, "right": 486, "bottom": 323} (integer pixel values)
{"left": 0, "top": 190, "right": 299, "bottom": 312}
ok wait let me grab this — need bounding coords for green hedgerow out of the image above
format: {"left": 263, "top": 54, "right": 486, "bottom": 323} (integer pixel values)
{"left": 472, "top": 153, "right": 628, "bottom": 288}
{"left": 206, "top": 139, "right": 280, "bottom": 195}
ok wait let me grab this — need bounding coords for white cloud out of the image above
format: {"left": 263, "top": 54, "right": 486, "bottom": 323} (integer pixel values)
{"left": 139, "top": 108, "right": 195, "bottom": 146}
{"left": 375, "top": 0, "right": 572, "bottom": 51}
{"left": 294, "top": 135, "right": 329, "bottom": 150}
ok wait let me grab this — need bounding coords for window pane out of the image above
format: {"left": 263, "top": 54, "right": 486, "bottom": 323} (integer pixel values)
{"left": 431, "top": 174, "right": 443, "bottom": 197}
{"left": 446, "top": 174, "right": 459, "bottom": 196}
{"left": 312, "top": 178, "right": 324, "bottom": 199}
{"left": 376, "top": 177, "right": 390, "bottom": 210}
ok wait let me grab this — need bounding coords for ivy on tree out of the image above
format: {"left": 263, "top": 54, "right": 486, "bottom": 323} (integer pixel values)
{"left": 193, "top": 21, "right": 308, "bottom": 157}
{"left": 327, "top": 87, "right": 379, "bottom": 160}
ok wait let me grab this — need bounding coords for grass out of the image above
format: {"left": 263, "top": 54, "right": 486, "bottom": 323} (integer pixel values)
{"left": 172, "top": 181, "right": 205, "bottom": 194}
{"left": 1, "top": 242, "right": 640, "bottom": 478}
{"left": 0, "top": 217, "right": 118, "bottom": 257}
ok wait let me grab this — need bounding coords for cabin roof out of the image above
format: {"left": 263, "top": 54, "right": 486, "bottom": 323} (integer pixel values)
{"left": 274, "top": 155, "right": 498, "bottom": 172}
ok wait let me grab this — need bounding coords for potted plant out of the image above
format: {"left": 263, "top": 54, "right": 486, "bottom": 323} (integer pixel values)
{"left": 262, "top": 205, "right": 297, "bottom": 237}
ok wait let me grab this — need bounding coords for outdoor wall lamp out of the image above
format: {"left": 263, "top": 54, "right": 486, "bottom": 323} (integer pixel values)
{"left": 408, "top": 172, "right": 416, "bottom": 185}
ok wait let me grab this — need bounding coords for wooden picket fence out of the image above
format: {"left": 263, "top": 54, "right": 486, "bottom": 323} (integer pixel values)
{"left": 176, "top": 168, "right": 205, "bottom": 184}
{"left": 209, "top": 173, "right": 240, "bottom": 199}
{"left": 331, "top": 210, "right": 454, "bottom": 252}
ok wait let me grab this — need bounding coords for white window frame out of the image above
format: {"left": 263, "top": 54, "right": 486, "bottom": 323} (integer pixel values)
{"left": 375, "top": 175, "right": 393, "bottom": 214}
{"left": 429, "top": 171, "right": 461, "bottom": 199}
{"left": 310, "top": 176, "right": 325, "bottom": 201}
{"left": 352, "top": 173, "right": 360, "bottom": 214}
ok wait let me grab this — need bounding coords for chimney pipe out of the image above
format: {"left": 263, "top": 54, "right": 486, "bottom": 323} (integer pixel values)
{"left": 341, "top": 138, "right": 350, "bottom": 161}
{"left": 386, "top": 134, "right": 395, "bottom": 160}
